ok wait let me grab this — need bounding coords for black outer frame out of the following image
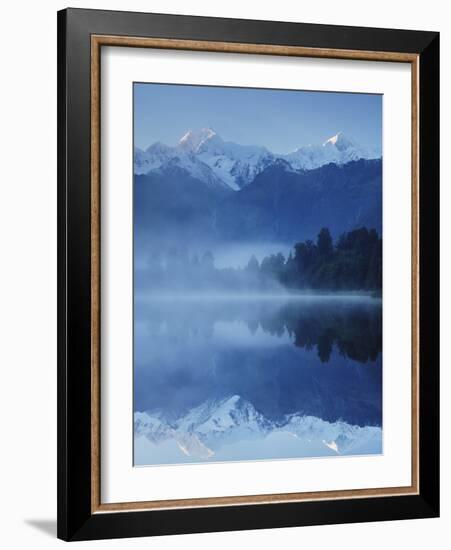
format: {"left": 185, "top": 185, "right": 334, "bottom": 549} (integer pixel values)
{"left": 57, "top": 8, "right": 440, "bottom": 542}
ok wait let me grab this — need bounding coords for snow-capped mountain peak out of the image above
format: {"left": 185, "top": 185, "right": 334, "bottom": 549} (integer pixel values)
{"left": 324, "top": 131, "right": 348, "bottom": 148}
{"left": 286, "top": 132, "right": 379, "bottom": 171}
{"left": 178, "top": 128, "right": 217, "bottom": 153}
{"left": 323, "top": 132, "right": 357, "bottom": 152}
{"left": 324, "top": 132, "right": 342, "bottom": 146}
{"left": 134, "top": 130, "right": 381, "bottom": 190}
{"left": 134, "top": 395, "right": 382, "bottom": 462}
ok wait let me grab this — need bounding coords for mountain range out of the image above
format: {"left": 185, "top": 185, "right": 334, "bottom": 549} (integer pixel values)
{"left": 134, "top": 395, "right": 382, "bottom": 463}
{"left": 134, "top": 128, "right": 381, "bottom": 191}
{"left": 134, "top": 128, "right": 382, "bottom": 248}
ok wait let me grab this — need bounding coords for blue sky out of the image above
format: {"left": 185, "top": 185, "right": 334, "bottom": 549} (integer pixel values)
{"left": 134, "top": 83, "right": 382, "bottom": 154}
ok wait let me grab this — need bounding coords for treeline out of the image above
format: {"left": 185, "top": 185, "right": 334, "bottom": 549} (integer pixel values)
{"left": 138, "top": 227, "right": 382, "bottom": 293}
{"left": 256, "top": 227, "right": 382, "bottom": 291}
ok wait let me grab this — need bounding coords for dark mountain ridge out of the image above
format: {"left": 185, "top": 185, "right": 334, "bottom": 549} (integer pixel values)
{"left": 215, "top": 158, "right": 381, "bottom": 243}
{"left": 134, "top": 158, "right": 382, "bottom": 248}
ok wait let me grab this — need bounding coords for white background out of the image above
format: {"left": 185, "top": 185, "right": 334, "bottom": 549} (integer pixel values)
{"left": 0, "top": 0, "right": 448, "bottom": 548}
{"left": 102, "top": 47, "right": 412, "bottom": 503}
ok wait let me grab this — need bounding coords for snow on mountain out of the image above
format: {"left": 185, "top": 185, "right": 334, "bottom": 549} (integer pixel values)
{"left": 173, "top": 432, "right": 214, "bottom": 459}
{"left": 134, "top": 142, "right": 175, "bottom": 174}
{"left": 174, "top": 128, "right": 275, "bottom": 190}
{"left": 134, "top": 129, "right": 381, "bottom": 191}
{"left": 159, "top": 155, "right": 231, "bottom": 190}
{"left": 134, "top": 411, "right": 172, "bottom": 444}
{"left": 134, "top": 141, "right": 230, "bottom": 190}
{"left": 194, "top": 131, "right": 276, "bottom": 190}
{"left": 178, "top": 128, "right": 217, "bottom": 153}
{"left": 283, "top": 413, "right": 381, "bottom": 455}
{"left": 134, "top": 395, "right": 381, "bottom": 460}
{"left": 285, "top": 132, "right": 380, "bottom": 171}
{"left": 178, "top": 395, "right": 270, "bottom": 443}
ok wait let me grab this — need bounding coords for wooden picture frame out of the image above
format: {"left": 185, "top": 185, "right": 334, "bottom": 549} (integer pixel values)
{"left": 57, "top": 7, "right": 439, "bottom": 541}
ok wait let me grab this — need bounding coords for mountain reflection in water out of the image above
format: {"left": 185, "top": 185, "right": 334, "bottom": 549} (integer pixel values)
{"left": 134, "top": 295, "right": 382, "bottom": 465}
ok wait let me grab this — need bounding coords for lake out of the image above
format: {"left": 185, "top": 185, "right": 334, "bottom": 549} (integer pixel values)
{"left": 133, "top": 295, "right": 382, "bottom": 466}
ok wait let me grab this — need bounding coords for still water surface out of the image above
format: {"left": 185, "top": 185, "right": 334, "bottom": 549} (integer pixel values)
{"left": 134, "top": 295, "right": 382, "bottom": 465}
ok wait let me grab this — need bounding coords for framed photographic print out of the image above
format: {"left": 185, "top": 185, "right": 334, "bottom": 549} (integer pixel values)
{"left": 57, "top": 8, "right": 439, "bottom": 541}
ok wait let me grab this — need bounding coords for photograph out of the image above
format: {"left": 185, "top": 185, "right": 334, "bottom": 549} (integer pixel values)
{"left": 133, "top": 83, "right": 384, "bottom": 466}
